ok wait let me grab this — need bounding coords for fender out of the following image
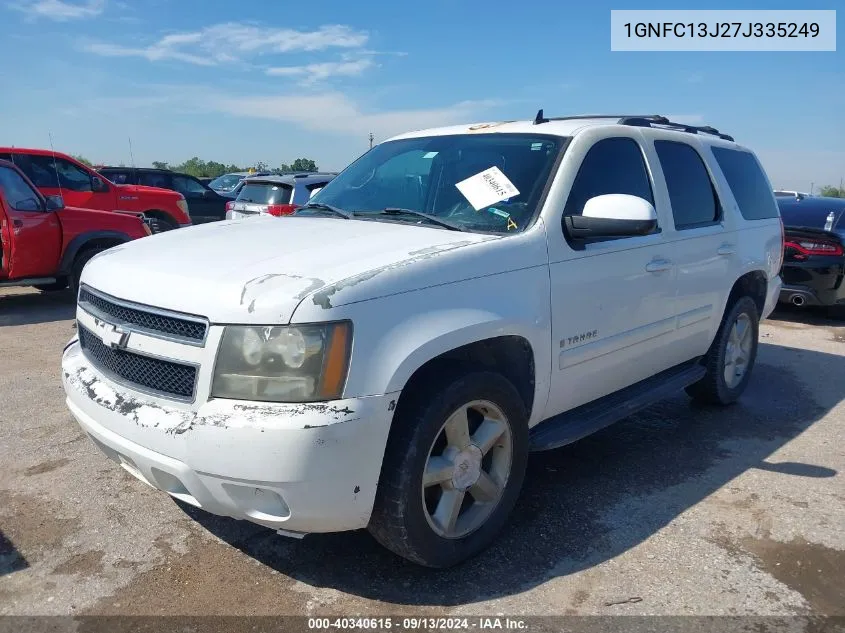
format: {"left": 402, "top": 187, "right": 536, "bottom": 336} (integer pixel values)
{"left": 59, "top": 231, "right": 132, "bottom": 275}
{"left": 321, "top": 265, "right": 554, "bottom": 428}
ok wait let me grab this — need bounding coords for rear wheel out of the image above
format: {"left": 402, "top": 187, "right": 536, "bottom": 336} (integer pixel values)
{"left": 368, "top": 370, "right": 528, "bottom": 568}
{"left": 686, "top": 296, "right": 759, "bottom": 405}
{"left": 147, "top": 213, "right": 177, "bottom": 233}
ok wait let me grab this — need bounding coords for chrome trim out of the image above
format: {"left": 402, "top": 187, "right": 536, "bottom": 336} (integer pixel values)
{"left": 78, "top": 324, "right": 200, "bottom": 404}
{"left": 79, "top": 284, "right": 209, "bottom": 347}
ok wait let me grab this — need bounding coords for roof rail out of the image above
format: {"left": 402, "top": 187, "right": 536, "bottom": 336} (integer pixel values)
{"left": 618, "top": 115, "right": 734, "bottom": 141}
{"left": 531, "top": 110, "right": 734, "bottom": 142}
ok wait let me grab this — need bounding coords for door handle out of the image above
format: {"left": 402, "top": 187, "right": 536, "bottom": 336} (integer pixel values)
{"left": 645, "top": 258, "right": 672, "bottom": 273}
{"left": 13, "top": 219, "right": 23, "bottom": 228}
{"left": 717, "top": 244, "right": 735, "bottom": 256}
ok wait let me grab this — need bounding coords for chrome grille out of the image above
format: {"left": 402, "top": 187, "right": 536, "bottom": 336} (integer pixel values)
{"left": 78, "top": 325, "right": 197, "bottom": 400}
{"left": 79, "top": 286, "right": 207, "bottom": 343}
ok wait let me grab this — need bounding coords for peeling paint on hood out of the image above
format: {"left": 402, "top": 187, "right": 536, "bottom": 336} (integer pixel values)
{"left": 80, "top": 216, "right": 494, "bottom": 324}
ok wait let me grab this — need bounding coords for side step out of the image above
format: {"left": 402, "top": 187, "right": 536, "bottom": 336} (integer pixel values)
{"left": 0, "top": 277, "right": 58, "bottom": 288}
{"left": 529, "top": 359, "right": 705, "bottom": 452}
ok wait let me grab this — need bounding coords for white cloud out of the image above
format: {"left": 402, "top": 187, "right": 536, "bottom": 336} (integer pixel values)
{"left": 13, "top": 0, "right": 104, "bottom": 20}
{"left": 82, "top": 23, "right": 369, "bottom": 66}
{"left": 266, "top": 58, "right": 374, "bottom": 83}
{"left": 212, "top": 92, "right": 499, "bottom": 138}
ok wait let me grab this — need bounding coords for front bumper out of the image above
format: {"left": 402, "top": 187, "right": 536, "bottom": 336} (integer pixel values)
{"left": 62, "top": 341, "right": 397, "bottom": 534}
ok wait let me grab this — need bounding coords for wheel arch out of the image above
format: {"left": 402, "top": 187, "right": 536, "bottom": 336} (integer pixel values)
{"left": 59, "top": 231, "right": 132, "bottom": 275}
{"left": 372, "top": 313, "right": 544, "bottom": 424}
{"left": 141, "top": 209, "right": 179, "bottom": 229}
{"left": 725, "top": 270, "right": 768, "bottom": 318}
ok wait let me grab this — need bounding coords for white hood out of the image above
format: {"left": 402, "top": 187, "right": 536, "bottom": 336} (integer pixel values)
{"left": 81, "top": 216, "right": 494, "bottom": 323}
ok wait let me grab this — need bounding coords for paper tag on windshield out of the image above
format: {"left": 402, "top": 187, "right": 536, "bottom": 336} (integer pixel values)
{"left": 455, "top": 166, "right": 519, "bottom": 211}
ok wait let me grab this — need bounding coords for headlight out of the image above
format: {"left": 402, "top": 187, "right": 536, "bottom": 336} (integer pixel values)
{"left": 211, "top": 322, "right": 352, "bottom": 403}
{"left": 176, "top": 198, "right": 189, "bottom": 215}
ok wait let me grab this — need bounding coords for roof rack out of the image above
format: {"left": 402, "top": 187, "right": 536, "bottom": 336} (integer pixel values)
{"left": 532, "top": 109, "right": 734, "bottom": 142}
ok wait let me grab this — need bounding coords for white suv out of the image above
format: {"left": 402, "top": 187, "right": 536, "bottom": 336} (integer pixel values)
{"left": 61, "top": 113, "right": 784, "bottom": 568}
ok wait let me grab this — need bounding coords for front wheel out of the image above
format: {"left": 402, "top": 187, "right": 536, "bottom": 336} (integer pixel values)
{"left": 686, "top": 296, "right": 759, "bottom": 405}
{"left": 368, "top": 370, "right": 528, "bottom": 568}
{"left": 69, "top": 249, "right": 104, "bottom": 297}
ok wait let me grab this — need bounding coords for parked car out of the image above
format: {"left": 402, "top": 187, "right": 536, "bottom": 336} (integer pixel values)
{"left": 776, "top": 195, "right": 845, "bottom": 308}
{"left": 98, "top": 167, "right": 232, "bottom": 224}
{"left": 225, "top": 173, "right": 336, "bottom": 219}
{"left": 207, "top": 171, "right": 273, "bottom": 193}
{"left": 61, "top": 113, "right": 783, "bottom": 568}
{"left": 0, "top": 149, "right": 191, "bottom": 232}
{"left": 774, "top": 190, "right": 813, "bottom": 199}
{"left": 0, "top": 159, "right": 150, "bottom": 294}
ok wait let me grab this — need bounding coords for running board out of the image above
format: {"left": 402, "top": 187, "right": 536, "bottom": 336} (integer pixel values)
{"left": 529, "top": 359, "right": 705, "bottom": 452}
{"left": 0, "top": 277, "right": 57, "bottom": 288}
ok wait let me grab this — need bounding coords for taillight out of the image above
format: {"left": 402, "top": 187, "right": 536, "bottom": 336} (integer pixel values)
{"left": 225, "top": 200, "right": 235, "bottom": 212}
{"left": 784, "top": 238, "right": 844, "bottom": 259}
{"left": 266, "top": 203, "right": 299, "bottom": 217}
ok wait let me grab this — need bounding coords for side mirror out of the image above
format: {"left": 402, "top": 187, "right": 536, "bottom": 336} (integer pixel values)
{"left": 565, "top": 194, "right": 658, "bottom": 240}
{"left": 91, "top": 176, "right": 109, "bottom": 193}
{"left": 44, "top": 194, "right": 65, "bottom": 211}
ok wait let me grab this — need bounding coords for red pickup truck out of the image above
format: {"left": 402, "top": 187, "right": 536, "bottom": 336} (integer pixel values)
{"left": 0, "top": 148, "right": 191, "bottom": 232}
{"left": 1, "top": 159, "right": 150, "bottom": 294}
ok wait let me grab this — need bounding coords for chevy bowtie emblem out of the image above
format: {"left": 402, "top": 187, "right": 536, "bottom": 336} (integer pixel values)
{"left": 96, "top": 321, "right": 130, "bottom": 350}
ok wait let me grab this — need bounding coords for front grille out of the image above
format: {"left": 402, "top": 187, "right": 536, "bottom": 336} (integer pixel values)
{"left": 78, "top": 326, "right": 197, "bottom": 400}
{"left": 79, "top": 287, "right": 207, "bottom": 343}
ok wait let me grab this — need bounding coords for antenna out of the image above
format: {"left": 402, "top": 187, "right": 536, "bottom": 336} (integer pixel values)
{"left": 128, "top": 137, "right": 136, "bottom": 168}
{"left": 47, "top": 131, "right": 66, "bottom": 205}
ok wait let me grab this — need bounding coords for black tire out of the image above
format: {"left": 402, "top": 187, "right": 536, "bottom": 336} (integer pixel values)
{"left": 686, "top": 296, "right": 759, "bottom": 405}
{"left": 69, "top": 249, "right": 104, "bottom": 297}
{"left": 34, "top": 279, "right": 69, "bottom": 292}
{"left": 368, "top": 369, "right": 529, "bottom": 568}
{"left": 147, "top": 214, "right": 177, "bottom": 233}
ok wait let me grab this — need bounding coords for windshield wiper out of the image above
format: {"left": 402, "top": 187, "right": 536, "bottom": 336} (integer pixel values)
{"left": 372, "top": 208, "right": 466, "bottom": 232}
{"left": 298, "top": 202, "right": 353, "bottom": 219}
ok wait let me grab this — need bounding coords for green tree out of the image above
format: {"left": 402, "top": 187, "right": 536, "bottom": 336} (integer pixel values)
{"left": 818, "top": 185, "right": 844, "bottom": 198}
{"left": 254, "top": 161, "right": 269, "bottom": 172}
{"left": 73, "top": 155, "right": 93, "bottom": 167}
{"left": 292, "top": 158, "right": 318, "bottom": 172}
{"left": 151, "top": 161, "right": 169, "bottom": 170}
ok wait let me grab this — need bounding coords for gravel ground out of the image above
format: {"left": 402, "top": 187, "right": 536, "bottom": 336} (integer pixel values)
{"left": 1, "top": 287, "right": 843, "bottom": 621}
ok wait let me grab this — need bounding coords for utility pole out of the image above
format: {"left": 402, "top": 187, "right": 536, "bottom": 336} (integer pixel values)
{"left": 368, "top": 132, "right": 374, "bottom": 149}
{"left": 810, "top": 182, "right": 814, "bottom": 195}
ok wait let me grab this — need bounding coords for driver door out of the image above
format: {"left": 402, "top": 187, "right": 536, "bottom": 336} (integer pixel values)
{"left": 0, "top": 165, "right": 62, "bottom": 279}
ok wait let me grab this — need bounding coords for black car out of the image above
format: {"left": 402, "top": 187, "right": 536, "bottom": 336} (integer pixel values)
{"left": 776, "top": 194, "right": 845, "bottom": 308}
{"left": 97, "top": 167, "right": 233, "bottom": 224}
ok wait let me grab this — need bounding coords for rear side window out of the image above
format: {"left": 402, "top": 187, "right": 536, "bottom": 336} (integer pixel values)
{"left": 102, "top": 170, "right": 131, "bottom": 184}
{"left": 564, "top": 137, "right": 654, "bottom": 217}
{"left": 139, "top": 172, "right": 172, "bottom": 189}
{"left": 237, "top": 182, "right": 292, "bottom": 205}
{"left": 654, "top": 140, "right": 720, "bottom": 229}
{"left": 711, "top": 147, "right": 779, "bottom": 220}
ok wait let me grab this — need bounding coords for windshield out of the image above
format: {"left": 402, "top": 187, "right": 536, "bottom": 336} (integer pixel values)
{"left": 307, "top": 134, "right": 564, "bottom": 234}
{"left": 236, "top": 181, "right": 292, "bottom": 204}
{"left": 208, "top": 174, "right": 243, "bottom": 191}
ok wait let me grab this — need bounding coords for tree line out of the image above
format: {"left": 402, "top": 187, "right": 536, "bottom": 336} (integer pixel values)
{"left": 73, "top": 155, "right": 319, "bottom": 177}
{"left": 818, "top": 185, "right": 845, "bottom": 198}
